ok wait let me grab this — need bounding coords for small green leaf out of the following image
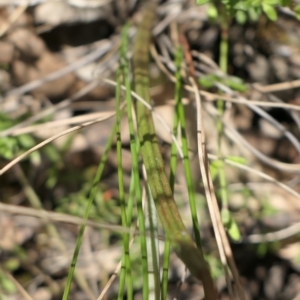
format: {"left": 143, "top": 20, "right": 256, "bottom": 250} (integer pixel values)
{"left": 248, "top": 6, "right": 261, "bottom": 21}
{"left": 236, "top": 10, "right": 247, "bottom": 24}
{"left": 29, "top": 151, "right": 41, "bottom": 166}
{"left": 264, "top": 0, "right": 280, "bottom": 5}
{"left": 234, "top": 2, "right": 248, "bottom": 10}
{"left": 257, "top": 242, "right": 268, "bottom": 257}
{"left": 18, "top": 134, "right": 35, "bottom": 149}
{"left": 247, "top": 0, "right": 262, "bottom": 7}
{"left": 199, "top": 76, "right": 215, "bottom": 88}
{"left": 46, "top": 172, "right": 58, "bottom": 189}
{"left": 208, "top": 3, "right": 218, "bottom": 19}
{"left": 226, "top": 155, "right": 247, "bottom": 165}
{"left": 0, "top": 138, "right": 18, "bottom": 159}
{"left": 227, "top": 217, "right": 241, "bottom": 241}
{"left": 223, "top": 76, "right": 248, "bottom": 92}
{"left": 4, "top": 258, "right": 20, "bottom": 271}
{"left": 209, "top": 164, "right": 219, "bottom": 181}
{"left": 262, "top": 3, "right": 277, "bottom": 20}
{"left": 0, "top": 112, "right": 15, "bottom": 130}
{"left": 209, "top": 160, "right": 223, "bottom": 181}
{"left": 294, "top": 5, "right": 300, "bottom": 20}
{"left": 221, "top": 208, "right": 231, "bottom": 226}
{"left": 196, "top": 0, "right": 210, "bottom": 5}
{"left": 0, "top": 276, "right": 16, "bottom": 294}
{"left": 44, "top": 144, "right": 61, "bottom": 162}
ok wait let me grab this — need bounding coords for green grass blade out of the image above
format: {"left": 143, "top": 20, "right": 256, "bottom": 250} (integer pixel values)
{"left": 121, "top": 23, "right": 149, "bottom": 299}
{"left": 160, "top": 239, "right": 170, "bottom": 300}
{"left": 133, "top": 3, "right": 216, "bottom": 299}
{"left": 161, "top": 46, "right": 182, "bottom": 300}
{"left": 145, "top": 185, "right": 160, "bottom": 300}
{"left": 175, "top": 48, "right": 202, "bottom": 249}
{"left": 115, "top": 67, "right": 133, "bottom": 300}
{"left": 62, "top": 119, "right": 118, "bottom": 300}
{"left": 127, "top": 169, "right": 137, "bottom": 223}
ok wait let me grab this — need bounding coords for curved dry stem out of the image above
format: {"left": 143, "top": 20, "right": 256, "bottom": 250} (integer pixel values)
{"left": 192, "top": 77, "right": 246, "bottom": 300}
{"left": 0, "top": 80, "right": 101, "bottom": 138}
{"left": 0, "top": 107, "right": 121, "bottom": 176}
{"left": 0, "top": 202, "right": 131, "bottom": 234}
{"left": 7, "top": 39, "right": 115, "bottom": 96}
{"left": 4, "top": 111, "right": 115, "bottom": 136}
{"left": 208, "top": 154, "right": 300, "bottom": 201}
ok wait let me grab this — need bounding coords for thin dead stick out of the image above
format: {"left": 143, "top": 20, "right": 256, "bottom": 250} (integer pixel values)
{"left": 225, "top": 124, "right": 300, "bottom": 172}
{"left": 0, "top": 107, "right": 120, "bottom": 176}
{"left": 254, "top": 79, "right": 300, "bottom": 93}
{"left": 192, "top": 77, "right": 246, "bottom": 300}
{"left": 192, "top": 49, "right": 300, "bottom": 94}
{"left": 0, "top": 202, "right": 165, "bottom": 244}
{"left": 200, "top": 90, "right": 300, "bottom": 111}
{"left": 181, "top": 34, "right": 233, "bottom": 298}
{"left": 192, "top": 77, "right": 234, "bottom": 299}
{"left": 245, "top": 221, "right": 300, "bottom": 243}
{"left": 207, "top": 154, "right": 300, "bottom": 201}
{"left": 0, "top": 80, "right": 101, "bottom": 138}
{"left": 0, "top": 202, "right": 129, "bottom": 234}
{"left": 7, "top": 39, "right": 116, "bottom": 96}
{"left": 207, "top": 155, "right": 300, "bottom": 243}
{"left": 8, "top": 111, "right": 115, "bottom": 136}
{"left": 203, "top": 98, "right": 300, "bottom": 169}
{"left": 150, "top": 45, "right": 300, "bottom": 111}
{"left": 191, "top": 50, "right": 220, "bottom": 71}
{"left": 152, "top": 44, "right": 300, "bottom": 155}
{"left": 215, "top": 82, "right": 300, "bottom": 155}
{"left": 180, "top": 35, "right": 232, "bottom": 297}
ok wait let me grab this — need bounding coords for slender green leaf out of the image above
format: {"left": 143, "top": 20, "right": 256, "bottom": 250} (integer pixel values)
{"left": 162, "top": 46, "right": 183, "bottom": 300}
{"left": 62, "top": 120, "right": 118, "bottom": 300}
{"left": 196, "top": 0, "right": 210, "bottom": 5}
{"left": 226, "top": 156, "right": 248, "bottom": 165}
{"left": 227, "top": 217, "right": 241, "bottom": 241}
{"left": 262, "top": 3, "right": 277, "bottom": 20}
{"left": 121, "top": 20, "right": 149, "bottom": 300}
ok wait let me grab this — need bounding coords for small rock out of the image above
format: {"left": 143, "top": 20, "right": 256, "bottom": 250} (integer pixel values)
{"left": 269, "top": 55, "right": 289, "bottom": 81}
{"left": 247, "top": 54, "right": 269, "bottom": 84}
{"left": 259, "top": 118, "right": 283, "bottom": 139}
{"left": 0, "top": 41, "right": 15, "bottom": 63}
{"left": 7, "top": 28, "right": 46, "bottom": 58}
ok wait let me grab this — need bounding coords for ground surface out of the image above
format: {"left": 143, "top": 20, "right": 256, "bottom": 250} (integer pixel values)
{"left": 1, "top": 1, "right": 300, "bottom": 299}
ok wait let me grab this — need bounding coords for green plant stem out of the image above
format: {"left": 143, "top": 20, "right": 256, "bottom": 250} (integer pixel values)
{"left": 145, "top": 184, "right": 160, "bottom": 300}
{"left": 175, "top": 48, "right": 202, "bottom": 249}
{"left": 116, "top": 67, "right": 132, "bottom": 300}
{"left": 219, "top": 15, "right": 229, "bottom": 75}
{"left": 161, "top": 47, "right": 183, "bottom": 300}
{"left": 121, "top": 23, "right": 149, "bottom": 299}
{"left": 217, "top": 12, "right": 229, "bottom": 211}
{"left": 133, "top": 3, "right": 216, "bottom": 299}
{"left": 62, "top": 120, "right": 118, "bottom": 300}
